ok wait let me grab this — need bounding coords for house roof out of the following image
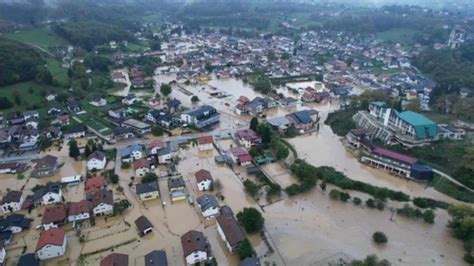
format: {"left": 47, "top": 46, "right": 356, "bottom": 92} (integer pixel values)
{"left": 36, "top": 228, "right": 66, "bottom": 251}
{"left": 85, "top": 176, "right": 105, "bottom": 194}
{"left": 229, "top": 147, "right": 249, "bottom": 157}
{"left": 239, "top": 154, "right": 252, "bottom": 162}
{"left": 149, "top": 140, "right": 165, "bottom": 150}
{"left": 0, "top": 214, "right": 32, "bottom": 231}
{"left": 0, "top": 190, "right": 22, "bottom": 204}
{"left": 167, "top": 177, "right": 185, "bottom": 190}
{"left": 34, "top": 155, "right": 58, "bottom": 169}
{"left": 135, "top": 215, "right": 153, "bottom": 233}
{"left": 42, "top": 203, "right": 67, "bottom": 225}
{"left": 397, "top": 111, "right": 438, "bottom": 138}
{"left": 195, "top": 169, "right": 212, "bottom": 183}
{"left": 120, "top": 144, "right": 142, "bottom": 157}
{"left": 136, "top": 181, "right": 159, "bottom": 195}
{"left": 88, "top": 151, "right": 106, "bottom": 161}
{"left": 216, "top": 206, "right": 245, "bottom": 247}
{"left": 372, "top": 147, "right": 417, "bottom": 165}
{"left": 198, "top": 135, "right": 213, "bottom": 145}
{"left": 67, "top": 200, "right": 90, "bottom": 216}
{"left": 145, "top": 250, "right": 168, "bottom": 266}
{"left": 100, "top": 253, "right": 129, "bottom": 266}
{"left": 235, "top": 129, "right": 258, "bottom": 140}
{"left": 133, "top": 158, "right": 151, "bottom": 170}
{"left": 87, "top": 190, "right": 113, "bottom": 207}
{"left": 239, "top": 257, "right": 261, "bottom": 266}
{"left": 18, "top": 253, "right": 40, "bottom": 266}
{"left": 196, "top": 194, "right": 219, "bottom": 212}
{"left": 181, "top": 230, "right": 210, "bottom": 257}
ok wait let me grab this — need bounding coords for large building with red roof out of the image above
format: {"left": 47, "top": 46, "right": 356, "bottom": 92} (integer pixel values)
{"left": 36, "top": 228, "right": 67, "bottom": 260}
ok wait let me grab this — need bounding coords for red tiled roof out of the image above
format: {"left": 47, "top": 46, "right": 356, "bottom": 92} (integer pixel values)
{"left": 42, "top": 204, "right": 67, "bottom": 225}
{"left": 85, "top": 176, "right": 105, "bottom": 194}
{"left": 230, "top": 147, "right": 248, "bottom": 157}
{"left": 194, "top": 169, "right": 212, "bottom": 183}
{"left": 67, "top": 200, "right": 90, "bottom": 216}
{"left": 100, "top": 253, "right": 129, "bottom": 266}
{"left": 36, "top": 228, "right": 66, "bottom": 251}
{"left": 149, "top": 140, "right": 165, "bottom": 149}
{"left": 372, "top": 147, "right": 417, "bottom": 165}
{"left": 133, "top": 158, "right": 150, "bottom": 170}
{"left": 235, "top": 129, "right": 258, "bottom": 140}
{"left": 238, "top": 154, "right": 252, "bottom": 162}
{"left": 198, "top": 135, "right": 213, "bottom": 145}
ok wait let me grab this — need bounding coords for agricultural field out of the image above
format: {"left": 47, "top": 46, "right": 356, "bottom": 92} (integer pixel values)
{"left": 0, "top": 81, "right": 59, "bottom": 115}
{"left": 47, "top": 58, "right": 69, "bottom": 86}
{"left": 375, "top": 28, "right": 422, "bottom": 46}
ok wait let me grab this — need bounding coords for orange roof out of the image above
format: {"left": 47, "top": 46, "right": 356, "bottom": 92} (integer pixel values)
{"left": 198, "top": 135, "right": 213, "bottom": 145}
{"left": 36, "top": 228, "right": 66, "bottom": 251}
{"left": 85, "top": 176, "right": 105, "bottom": 194}
{"left": 149, "top": 140, "right": 165, "bottom": 149}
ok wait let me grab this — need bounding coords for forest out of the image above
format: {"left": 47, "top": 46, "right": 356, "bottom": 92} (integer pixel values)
{"left": 0, "top": 38, "right": 45, "bottom": 86}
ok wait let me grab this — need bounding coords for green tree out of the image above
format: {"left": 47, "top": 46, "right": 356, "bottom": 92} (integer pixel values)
{"left": 0, "top": 97, "right": 13, "bottom": 109}
{"left": 84, "top": 145, "right": 92, "bottom": 158}
{"left": 249, "top": 117, "right": 259, "bottom": 131}
{"left": 160, "top": 83, "right": 172, "bottom": 97}
{"left": 243, "top": 180, "right": 259, "bottom": 198}
{"left": 35, "top": 66, "right": 53, "bottom": 85}
{"left": 353, "top": 197, "right": 362, "bottom": 205}
{"left": 238, "top": 239, "right": 254, "bottom": 260}
{"left": 256, "top": 123, "right": 273, "bottom": 144}
{"left": 12, "top": 90, "right": 21, "bottom": 105}
{"left": 329, "top": 189, "right": 340, "bottom": 200}
{"left": 270, "top": 138, "right": 289, "bottom": 160}
{"left": 150, "top": 40, "right": 161, "bottom": 51}
{"left": 423, "top": 209, "right": 436, "bottom": 224}
{"left": 152, "top": 126, "right": 164, "bottom": 136}
{"left": 253, "top": 75, "right": 272, "bottom": 94}
{"left": 68, "top": 139, "right": 80, "bottom": 159}
{"left": 141, "top": 172, "right": 159, "bottom": 183}
{"left": 372, "top": 231, "right": 388, "bottom": 244}
{"left": 237, "top": 207, "right": 265, "bottom": 234}
{"left": 191, "top": 95, "right": 200, "bottom": 103}
{"left": 205, "top": 62, "right": 214, "bottom": 72}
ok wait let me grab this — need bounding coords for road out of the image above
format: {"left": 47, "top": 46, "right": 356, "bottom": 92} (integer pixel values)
{"left": 433, "top": 168, "right": 474, "bottom": 193}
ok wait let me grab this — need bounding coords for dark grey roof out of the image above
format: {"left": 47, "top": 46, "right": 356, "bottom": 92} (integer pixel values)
{"left": 167, "top": 177, "right": 185, "bottom": 190}
{"left": 239, "top": 257, "right": 260, "bottom": 266}
{"left": 18, "top": 253, "right": 40, "bottom": 266}
{"left": 145, "top": 250, "right": 168, "bottom": 266}
{"left": 135, "top": 215, "right": 153, "bottom": 233}
{"left": 196, "top": 194, "right": 219, "bottom": 212}
{"left": 136, "top": 181, "right": 159, "bottom": 195}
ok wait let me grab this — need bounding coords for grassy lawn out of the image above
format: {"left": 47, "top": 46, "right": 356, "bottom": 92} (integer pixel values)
{"left": 47, "top": 59, "right": 69, "bottom": 86}
{"left": 428, "top": 175, "right": 474, "bottom": 203}
{"left": 126, "top": 41, "right": 149, "bottom": 53}
{"left": 0, "top": 81, "right": 60, "bottom": 114}
{"left": 80, "top": 114, "right": 113, "bottom": 136}
{"left": 4, "top": 26, "right": 67, "bottom": 50}
{"left": 375, "top": 28, "right": 421, "bottom": 45}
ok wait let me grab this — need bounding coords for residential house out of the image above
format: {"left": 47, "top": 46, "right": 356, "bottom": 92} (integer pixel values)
{"left": 0, "top": 214, "right": 32, "bottom": 234}
{"left": 1, "top": 191, "right": 24, "bottom": 214}
{"left": 122, "top": 94, "right": 138, "bottom": 105}
{"left": 181, "top": 230, "right": 212, "bottom": 265}
{"left": 133, "top": 159, "right": 151, "bottom": 177}
{"left": 42, "top": 204, "right": 67, "bottom": 230}
{"left": 149, "top": 140, "right": 165, "bottom": 155}
{"left": 113, "top": 127, "right": 135, "bottom": 141}
{"left": 36, "top": 228, "right": 67, "bottom": 261}
{"left": 89, "top": 97, "right": 107, "bottom": 107}
{"left": 286, "top": 110, "right": 319, "bottom": 133}
{"left": 197, "top": 135, "right": 213, "bottom": 151}
{"left": 135, "top": 215, "right": 153, "bottom": 236}
{"left": 66, "top": 97, "right": 82, "bottom": 113}
{"left": 108, "top": 107, "right": 128, "bottom": 120}
{"left": 346, "top": 128, "right": 368, "bottom": 149}
{"left": 278, "top": 97, "right": 297, "bottom": 107}
{"left": 18, "top": 253, "right": 40, "bottom": 266}
{"left": 0, "top": 162, "right": 26, "bottom": 174}
{"left": 120, "top": 144, "right": 143, "bottom": 162}
{"left": 228, "top": 147, "right": 252, "bottom": 166}
{"left": 216, "top": 206, "right": 246, "bottom": 253}
{"left": 146, "top": 109, "right": 174, "bottom": 129}
{"left": 168, "top": 177, "right": 185, "bottom": 192}
{"left": 31, "top": 155, "right": 59, "bottom": 178}
{"left": 195, "top": 169, "right": 213, "bottom": 191}
{"left": 136, "top": 181, "right": 160, "bottom": 201}
{"left": 67, "top": 200, "right": 90, "bottom": 223}
{"left": 85, "top": 176, "right": 105, "bottom": 195}
{"left": 101, "top": 253, "right": 129, "bottom": 266}
{"left": 122, "top": 119, "right": 151, "bottom": 134}
{"left": 157, "top": 147, "right": 172, "bottom": 164}
{"left": 196, "top": 194, "right": 220, "bottom": 219}
{"left": 166, "top": 99, "right": 181, "bottom": 113}
{"left": 51, "top": 114, "right": 70, "bottom": 127}
{"left": 44, "top": 126, "right": 62, "bottom": 140}
{"left": 145, "top": 250, "right": 168, "bottom": 266}
{"left": 235, "top": 129, "right": 261, "bottom": 148}
{"left": 63, "top": 125, "right": 86, "bottom": 140}
{"left": 87, "top": 151, "right": 107, "bottom": 171}
{"left": 86, "top": 190, "right": 114, "bottom": 216}
{"left": 239, "top": 257, "right": 261, "bottom": 266}
{"left": 180, "top": 105, "right": 220, "bottom": 129}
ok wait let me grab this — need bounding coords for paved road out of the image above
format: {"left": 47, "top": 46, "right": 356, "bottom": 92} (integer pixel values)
{"left": 433, "top": 168, "right": 474, "bottom": 192}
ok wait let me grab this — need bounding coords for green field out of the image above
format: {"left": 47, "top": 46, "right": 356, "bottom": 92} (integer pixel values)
{"left": 126, "top": 41, "right": 149, "bottom": 53}
{"left": 376, "top": 28, "right": 421, "bottom": 45}
{"left": 47, "top": 59, "right": 69, "bottom": 86}
{"left": 80, "top": 114, "right": 113, "bottom": 136}
{"left": 4, "top": 26, "right": 67, "bottom": 50}
{"left": 0, "top": 81, "right": 59, "bottom": 115}
{"left": 428, "top": 175, "right": 474, "bottom": 203}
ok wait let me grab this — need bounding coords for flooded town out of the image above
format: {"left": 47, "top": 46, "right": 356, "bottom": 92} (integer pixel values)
{"left": 1, "top": 1, "right": 474, "bottom": 266}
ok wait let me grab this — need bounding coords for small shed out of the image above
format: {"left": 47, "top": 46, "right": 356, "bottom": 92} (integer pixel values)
{"left": 135, "top": 215, "right": 153, "bottom": 236}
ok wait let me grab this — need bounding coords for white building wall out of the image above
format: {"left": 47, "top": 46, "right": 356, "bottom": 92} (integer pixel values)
{"left": 197, "top": 180, "right": 212, "bottom": 191}
{"left": 37, "top": 238, "right": 67, "bottom": 260}
{"left": 185, "top": 251, "right": 207, "bottom": 265}
{"left": 93, "top": 203, "right": 113, "bottom": 216}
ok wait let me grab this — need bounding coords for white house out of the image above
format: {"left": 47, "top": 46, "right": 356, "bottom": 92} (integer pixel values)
{"left": 149, "top": 140, "right": 165, "bottom": 155}
{"left": 197, "top": 135, "right": 213, "bottom": 151}
{"left": 1, "top": 191, "right": 24, "bottom": 214}
{"left": 157, "top": 147, "right": 172, "bottom": 164}
{"left": 133, "top": 159, "right": 151, "bottom": 177}
{"left": 87, "top": 151, "right": 107, "bottom": 171}
{"left": 181, "top": 230, "right": 212, "bottom": 265}
{"left": 88, "top": 97, "right": 107, "bottom": 107}
{"left": 67, "top": 200, "right": 91, "bottom": 223}
{"left": 122, "top": 94, "right": 138, "bottom": 105}
{"left": 136, "top": 182, "right": 160, "bottom": 201}
{"left": 0, "top": 244, "right": 5, "bottom": 265}
{"left": 36, "top": 228, "right": 67, "bottom": 261}
{"left": 216, "top": 207, "right": 245, "bottom": 253}
{"left": 87, "top": 190, "right": 114, "bottom": 216}
{"left": 120, "top": 144, "right": 143, "bottom": 163}
{"left": 194, "top": 169, "right": 213, "bottom": 191}
{"left": 196, "top": 194, "right": 220, "bottom": 219}
{"left": 37, "top": 183, "right": 62, "bottom": 206}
